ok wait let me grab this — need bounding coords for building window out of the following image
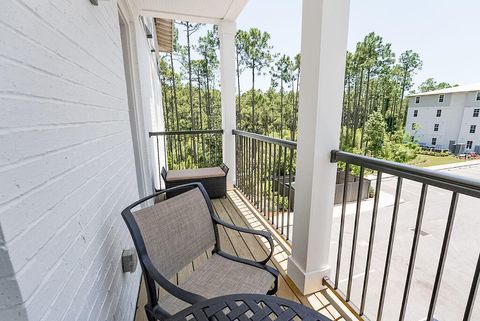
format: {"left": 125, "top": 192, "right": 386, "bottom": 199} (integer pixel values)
{"left": 434, "top": 124, "right": 439, "bottom": 131}
{"left": 474, "top": 109, "right": 480, "bottom": 117}
{"left": 431, "top": 138, "right": 437, "bottom": 145}
{"left": 439, "top": 94, "right": 444, "bottom": 102}
{"left": 412, "top": 122, "right": 416, "bottom": 130}
{"left": 470, "top": 125, "right": 476, "bottom": 133}
{"left": 415, "top": 97, "right": 420, "bottom": 103}
{"left": 436, "top": 109, "right": 442, "bottom": 117}
{"left": 413, "top": 110, "right": 418, "bottom": 117}
{"left": 477, "top": 92, "right": 480, "bottom": 101}
{"left": 467, "top": 141, "right": 473, "bottom": 149}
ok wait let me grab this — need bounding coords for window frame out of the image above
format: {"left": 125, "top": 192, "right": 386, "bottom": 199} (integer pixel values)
{"left": 436, "top": 109, "right": 442, "bottom": 117}
{"left": 470, "top": 125, "right": 476, "bottom": 134}
{"left": 413, "top": 109, "right": 418, "bottom": 117}
{"left": 476, "top": 91, "right": 480, "bottom": 101}
{"left": 434, "top": 124, "right": 439, "bottom": 132}
{"left": 431, "top": 137, "right": 437, "bottom": 146}
{"left": 438, "top": 94, "right": 444, "bottom": 103}
{"left": 467, "top": 140, "right": 473, "bottom": 149}
{"left": 473, "top": 109, "right": 480, "bottom": 117}
{"left": 415, "top": 96, "right": 420, "bottom": 104}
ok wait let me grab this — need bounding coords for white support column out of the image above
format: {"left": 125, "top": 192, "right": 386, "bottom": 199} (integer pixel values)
{"left": 219, "top": 20, "right": 237, "bottom": 190}
{"left": 287, "top": 0, "right": 350, "bottom": 294}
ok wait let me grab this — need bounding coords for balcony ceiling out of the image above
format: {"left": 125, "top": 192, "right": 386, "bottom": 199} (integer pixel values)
{"left": 138, "top": 0, "right": 248, "bottom": 24}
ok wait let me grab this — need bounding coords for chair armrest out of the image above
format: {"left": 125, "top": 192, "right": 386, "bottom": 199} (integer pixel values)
{"left": 211, "top": 215, "right": 274, "bottom": 265}
{"left": 219, "top": 163, "right": 229, "bottom": 175}
{"left": 142, "top": 255, "right": 207, "bottom": 305}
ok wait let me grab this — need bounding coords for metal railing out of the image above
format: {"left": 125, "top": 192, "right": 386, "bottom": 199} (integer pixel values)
{"left": 328, "top": 150, "right": 480, "bottom": 321}
{"left": 149, "top": 129, "right": 223, "bottom": 170}
{"left": 233, "top": 130, "right": 297, "bottom": 240}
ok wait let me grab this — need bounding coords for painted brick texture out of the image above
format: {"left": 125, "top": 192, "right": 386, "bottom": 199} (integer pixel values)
{"left": 0, "top": 0, "right": 144, "bottom": 320}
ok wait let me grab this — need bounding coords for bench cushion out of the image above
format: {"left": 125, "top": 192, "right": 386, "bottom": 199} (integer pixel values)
{"left": 158, "top": 254, "right": 275, "bottom": 314}
{"left": 166, "top": 167, "right": 226, "bottom": 182}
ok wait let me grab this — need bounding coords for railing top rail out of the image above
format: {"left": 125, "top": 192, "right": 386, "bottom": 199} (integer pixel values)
{"left": 232, "top": 130, "right": 297, "bottom": 149}
{"left": 149, "top": 129, "right": 224, "bottom": 137}
{"left": 331, "top": 150, "right": 480, "bottom": 198}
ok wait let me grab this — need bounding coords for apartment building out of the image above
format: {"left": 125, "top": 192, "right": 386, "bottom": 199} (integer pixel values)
{"left": 405, "top": 84, "right": 480, "bottom": 151}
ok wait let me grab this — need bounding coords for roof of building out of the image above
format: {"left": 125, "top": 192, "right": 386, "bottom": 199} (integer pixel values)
{"left": 409, "top": 83, "right": 480, "bottom": 97}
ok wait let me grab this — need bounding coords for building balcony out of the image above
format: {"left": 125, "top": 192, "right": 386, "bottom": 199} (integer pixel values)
{"left": 150, "top": 130, "right": 480, "bottom": 321}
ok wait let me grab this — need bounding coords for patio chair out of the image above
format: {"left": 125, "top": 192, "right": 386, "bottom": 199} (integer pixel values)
{"left": 121, "top": 183, "right": 278, "bottom": 321}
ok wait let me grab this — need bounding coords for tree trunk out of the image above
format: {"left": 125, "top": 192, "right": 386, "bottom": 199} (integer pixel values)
{"left": 251, "top": 59, "right": 256, "bottom": 132}
{"left": 169, "top": 52, "right": 182, "bottom": 160}
{"left": 345, "top": 78, "right": 352, "bottom": 149}
{"left": 196, "top": 71, "right": 206, "bottom": 163}
{"left": 236, "top": 49, "right": 242, "bottom": 129}
{"left": 360, "top": 68, "right": 371, "bottom": 149}
{"left": 280, "top": 78, "right": 284, "bottom": 139}
{"left": 185, "top": 22, "right": 197, "bottom": 161}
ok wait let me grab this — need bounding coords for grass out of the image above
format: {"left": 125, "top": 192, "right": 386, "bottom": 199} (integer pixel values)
{"left": 409, "top": 154, "right": 467, "bottom": 168}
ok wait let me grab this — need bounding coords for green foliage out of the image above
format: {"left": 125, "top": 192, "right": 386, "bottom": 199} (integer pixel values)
{"left": 382, "top": 130, "right": 420, "bottom": 163}
{"left": 417, "top": 78, "right": 457, "bottom": 93}
{"left": 364, "top": 112, "right": 386, "bottom": 157}
{"left": 159, "top": 23, "right": 424, "bottom": 170}
{"left": 417, "top": 149, "right": 450, "bottom": 157}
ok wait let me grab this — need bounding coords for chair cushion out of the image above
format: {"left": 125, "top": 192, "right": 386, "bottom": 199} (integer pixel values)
{"left": 158, "top": 254, "right": 275, "bottom": 314}
{"left": 166, "top": 167, "right": 226, "bottom": 182}
{"left": 133, "top": 188, "right": 215, "bottom": 279}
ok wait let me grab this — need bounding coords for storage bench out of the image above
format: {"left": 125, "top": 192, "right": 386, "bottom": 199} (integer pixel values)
{"left": 161, "top": 164, "right": 229, "bottom": 199}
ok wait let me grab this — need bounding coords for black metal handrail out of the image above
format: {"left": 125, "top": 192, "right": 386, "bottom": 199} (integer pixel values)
{"left": 150, "top": 129, "right": 223, "bottom": 170}
{"left": 232, "top": 130, "right": 297, "bottom": 149}
{"left": 331, "top": 150, "right": 480, "bottom": 198}
{"left": 328, "top": 149, "right": 480, "bottom": 321}
{"left": 150, "top": 129, "right": 223, "bottom": 137}
{"left": 233, "top": 130, "right": 297, "bottom": 240}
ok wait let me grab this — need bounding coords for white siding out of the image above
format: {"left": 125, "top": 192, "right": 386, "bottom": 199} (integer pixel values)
{"left": 0, "top": 0, "right": 164, "bottom": 320}
{"left": 405, "top": 92, "right": 479, "bottom": 150}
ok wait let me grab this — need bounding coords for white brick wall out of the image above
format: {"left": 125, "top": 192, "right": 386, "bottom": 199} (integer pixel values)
{"left": 0, "top": 0, "right": 162, "bottom": 320}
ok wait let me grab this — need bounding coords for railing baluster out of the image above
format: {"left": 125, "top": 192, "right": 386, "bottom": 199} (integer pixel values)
{"left": 426, "top": 192, "right": 459, "bottom": 321}
{"left": 250, "top": 137, "right": 253, "bottom": 200}
{"left": 281, "top": 147, "right": 287, "bottom": 236}
{"left": 272, "top": 144, "right": 277, "bottom": 227}
{"left": 155, "top": 136, "right": 161, "bottom": 175}
{"left": 286, "top": 147, "right": 294, "bottom": 240}
{"left": 335, "top": 163, "right": 350, "bottom": 289}
{"left": 398, "top": 183, "right": 428, "bottom": 321}
{"left": 255, "top": 140, "right": 260, "bottom": 207}
{"left": 347, "top": 166, "right": 365, "bottom": 301}
{"left": 258, "top": 140, "right": 262, "bottom": 208}
{"left": 262, "top": 141, "right": 266, "bottom": 213}
{"left": 267, "top": 143, "right": 272, "bottom": 222}
{"left": 240, "top": 136, "right": 245, "bottom": 193}
{"left": 463, "top": 253, "right": 480, "bottom": 321}
{"left": 162, "top": 135, "right": 167, "bottom": 170}
{"left": 360, "top": 171, "right": 383, "bottom": 315}
{"left": 276, "top": 146, "right": 282, "bottom": 230}
{"left": 235, "top": 134, "right": 239, "bottom": 187}
{"left": 263, "top": 142, "right": 267, "bottom": 216}
{"left": 377, "top": 177, "right": 403, "bottom": 321}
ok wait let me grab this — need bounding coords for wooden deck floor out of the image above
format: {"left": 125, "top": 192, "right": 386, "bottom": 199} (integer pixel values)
{"left": 135, "top": 190, "right": 351, "bottom": 321}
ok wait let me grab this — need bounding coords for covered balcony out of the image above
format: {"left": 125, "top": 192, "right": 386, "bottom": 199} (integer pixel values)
{"left": 1, "top": 0, "right": 479, "bottom": 321}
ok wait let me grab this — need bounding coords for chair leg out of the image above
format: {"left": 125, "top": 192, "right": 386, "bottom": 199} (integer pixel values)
{"left": 145, "top": 305, "right": 157, "bottom": 321}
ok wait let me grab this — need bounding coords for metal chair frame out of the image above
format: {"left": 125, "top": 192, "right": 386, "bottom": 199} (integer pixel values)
{"left": 121, "top": 183, "right": 279, "bottom": 321}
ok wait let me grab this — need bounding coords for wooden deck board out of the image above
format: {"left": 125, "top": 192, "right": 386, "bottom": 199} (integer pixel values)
{"left": 134, "top": 190, "right": 350, "bottom": 321}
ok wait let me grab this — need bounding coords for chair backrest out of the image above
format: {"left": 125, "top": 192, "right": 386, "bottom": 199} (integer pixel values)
{"left": 130, "top": 187, "right": 216, "bottom": 279}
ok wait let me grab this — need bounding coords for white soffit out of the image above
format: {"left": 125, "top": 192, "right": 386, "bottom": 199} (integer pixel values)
{"left": 138, "top": 0, "right": 248, "bottom": 24}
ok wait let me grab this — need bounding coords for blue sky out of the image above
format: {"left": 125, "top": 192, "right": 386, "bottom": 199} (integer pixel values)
{"left": 236, "top": 0, "right": 480, "bottom": 92}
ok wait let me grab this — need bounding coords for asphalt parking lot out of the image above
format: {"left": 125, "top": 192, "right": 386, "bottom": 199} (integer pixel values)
{"left": 329, "top": 164, "right": 480, "bottom": 321}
